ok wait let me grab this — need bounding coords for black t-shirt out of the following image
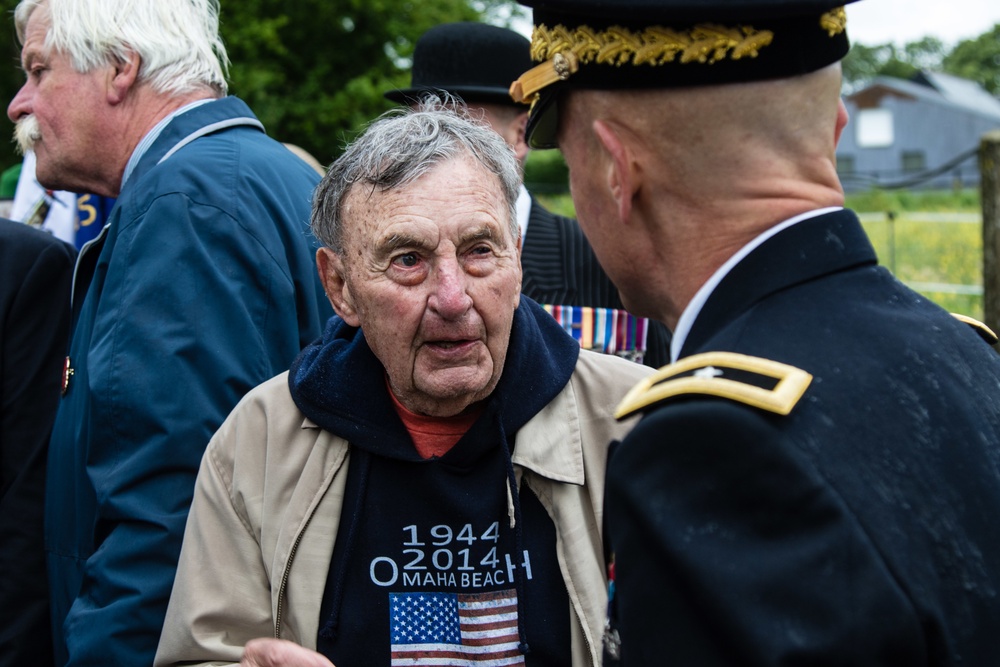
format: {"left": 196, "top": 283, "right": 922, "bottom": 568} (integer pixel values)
{"left": 317, "top": 418, "right": 571, "bottom": 666}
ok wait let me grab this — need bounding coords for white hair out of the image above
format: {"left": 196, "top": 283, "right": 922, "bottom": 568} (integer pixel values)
{"left": 312, "top": 98, "right": 521, "bottom": 252}
{"left": 14, "top": 0, "right": 229, "bottom": 96}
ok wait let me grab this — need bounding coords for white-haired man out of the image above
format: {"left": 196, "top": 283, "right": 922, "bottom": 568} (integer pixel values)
{"left": 7, "top": 0, "right": 332, "bottom": 664}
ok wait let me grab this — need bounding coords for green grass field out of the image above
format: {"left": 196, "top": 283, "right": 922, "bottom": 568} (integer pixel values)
{"left": 537, "top": 188, "right": 986, "bottom": 319}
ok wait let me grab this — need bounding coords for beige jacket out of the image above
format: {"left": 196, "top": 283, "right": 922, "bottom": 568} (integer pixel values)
{"left": 155, "top": 349, "right": 652, "bottom": 667}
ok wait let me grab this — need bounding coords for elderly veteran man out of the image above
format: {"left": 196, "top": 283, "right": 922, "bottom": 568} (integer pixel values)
{"left": 386, "top": 22, "right": 671, "bottom": 367}
{"left": 511, "top": 0, "right": 1000, "bottom": 664}
{"left": 155, "top": 104, "right": 653, "bottom": 667}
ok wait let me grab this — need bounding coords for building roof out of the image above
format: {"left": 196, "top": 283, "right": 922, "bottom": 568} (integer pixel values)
{"left": 848, "top": 70, "right": 1000, "bottom": 122}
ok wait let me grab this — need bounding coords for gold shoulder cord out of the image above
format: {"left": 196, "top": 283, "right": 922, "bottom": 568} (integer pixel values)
{"left": 615, "top": 351, "right": 812, "bottom": 420}
{"left": 952, "top": 313, "right": 1000, "bottom": 345}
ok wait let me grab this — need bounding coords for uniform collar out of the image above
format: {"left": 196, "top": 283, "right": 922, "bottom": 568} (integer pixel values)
{"left": 671, "top": 207, "right": 842, "bottom": 361}
{"left": 676, "top": 208, "right": 878, "bottom": 359}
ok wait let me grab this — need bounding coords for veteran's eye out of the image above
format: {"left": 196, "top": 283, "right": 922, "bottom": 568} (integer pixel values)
{"left": 393, "top": 252, "right": 420, "bottom": 268}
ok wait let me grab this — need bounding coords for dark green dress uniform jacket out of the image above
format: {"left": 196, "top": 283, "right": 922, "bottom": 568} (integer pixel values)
{"left": 606, "top": 208, "right": 1000, "bottom": 666}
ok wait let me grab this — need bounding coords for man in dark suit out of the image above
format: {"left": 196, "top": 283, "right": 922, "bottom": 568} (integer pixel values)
{"left": 386, "top": 22, "right": 669, "bottom": 367}
{"left": 0, "top": 218, "right": 75, "bottom": 667}
{"left": 512, "top": 0, "right": 1000, "bottom": 664}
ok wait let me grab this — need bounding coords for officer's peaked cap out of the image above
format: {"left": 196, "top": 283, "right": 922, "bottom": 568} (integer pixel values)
{"left": 510, "top": 0, "right": 862, "bottom": 148}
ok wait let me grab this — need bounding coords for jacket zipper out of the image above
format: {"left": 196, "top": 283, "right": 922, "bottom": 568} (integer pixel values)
{"left": 274, "top": 509, "right": 316, "bottom": 638}
{"left": 568, "top": 561, "right": 602, "bottom": 667}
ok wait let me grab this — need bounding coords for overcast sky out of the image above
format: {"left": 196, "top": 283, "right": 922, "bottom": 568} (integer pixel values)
{"left": 846, "top": 0, "right": 1000, "bottom": 46}
{"left": 513, "top": 2, "right": 1000, "bottom": 48}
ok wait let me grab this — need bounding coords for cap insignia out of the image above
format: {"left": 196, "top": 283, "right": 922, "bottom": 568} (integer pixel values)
{"left": 511, "top": 7, "right": 849, "bottom": 106}
{"left": 820, "top": 7, "right": 848, "bottom": 37}
{"left": 532, "top": 22, "right": 775, "bottom": 70}
{"left": 512, "top": 21, "right": 775, "bottom": 104}
{"left": 510, "top": 49, "right": 580, "bottom": 104}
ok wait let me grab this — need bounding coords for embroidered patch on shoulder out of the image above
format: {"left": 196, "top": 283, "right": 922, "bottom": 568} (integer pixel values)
{"left": 615, "top": 351, "right": 812, "bottom": 420}
{"left": 951, "top": 313, "right": 999, "bottom": 345}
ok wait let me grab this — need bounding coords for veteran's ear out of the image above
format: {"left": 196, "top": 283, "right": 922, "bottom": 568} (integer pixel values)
{"left": 316, "top": 248, "right": 360, "bottom": 327}
{"left": 108, "top": 50, "right": 140, "bottom": 105}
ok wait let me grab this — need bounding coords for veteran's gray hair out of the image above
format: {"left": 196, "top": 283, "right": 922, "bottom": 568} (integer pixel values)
{"left": 311, "top": 98, "right": 521, "bottom": 252}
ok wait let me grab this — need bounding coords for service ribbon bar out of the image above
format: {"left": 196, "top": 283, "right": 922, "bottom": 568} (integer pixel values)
{"left": 543, "top": 304, "right": 649, "bottom": 363}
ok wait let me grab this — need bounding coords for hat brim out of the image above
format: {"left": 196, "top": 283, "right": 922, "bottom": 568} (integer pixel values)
{"left": 524, "top": 87, "right": 563, "bottom": 150}
{"left": 385, "top": 85, "right": 527, "bottom": 106}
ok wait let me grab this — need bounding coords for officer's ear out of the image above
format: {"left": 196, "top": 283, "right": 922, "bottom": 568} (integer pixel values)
{"left": 511, "top": 110, "right": 530, "bottom": 164}
{"left": 592, "top": 119, "right": 640, "bottom": 225}
{"left": 834, "top": 98, "right": 849, "bottom": 148}
{"left": 316, "top": 248, "right": 360, "bottom": 327}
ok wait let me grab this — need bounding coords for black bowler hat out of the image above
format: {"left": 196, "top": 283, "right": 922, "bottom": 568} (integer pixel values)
{"left": 510, "top": 0, "right": 862, "bottom": 148}
{"left": 385, "top": 22, "right": 533, "bottom": 106}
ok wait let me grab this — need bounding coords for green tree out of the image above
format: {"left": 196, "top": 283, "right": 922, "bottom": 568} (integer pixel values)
{"left": 841, "top": 36, "right": 946, "bottom": 93}
{"left": 219, "top": 0, "right": 494, "bottom": 167}
{"left": 901, "top": 36, "right": 947, "bottom": 71}
{"left": 942, "top": 24, "right": 1000, "bottom": 94}
{"left": 1, "top": 0, "right": 24, "bottom": 174}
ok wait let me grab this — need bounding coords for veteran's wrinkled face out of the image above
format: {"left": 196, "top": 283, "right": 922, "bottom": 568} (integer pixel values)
{"left": 318, "top": 153, "right": 522, "bottom": 417}
{"left": 7, "top": 6, "right": 115, "bottom": 195}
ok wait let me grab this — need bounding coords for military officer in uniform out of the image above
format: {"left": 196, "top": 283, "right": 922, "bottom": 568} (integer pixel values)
{"left": 510, "top": 0, "right": 1000, "bottom": 664}
{"left": 387, "top": 21, "right": 670, "bottom": 367}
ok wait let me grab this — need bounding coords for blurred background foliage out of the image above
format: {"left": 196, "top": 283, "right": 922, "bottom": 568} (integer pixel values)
{"left": 0, "top": 0, "right": 525, "bottom": 172}
{"left": 0, "top": 2, "right": 993, "bottom": 318}
{"left": 0, "top": 1, "right": 998, "bottom": 177}
{"left": 841, "top": 24, "right": 1000, "bottom": 94}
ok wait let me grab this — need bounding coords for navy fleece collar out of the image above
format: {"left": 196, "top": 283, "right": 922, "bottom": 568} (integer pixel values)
{"left": 289, "top": 296, "right": 580, "bottom": 458}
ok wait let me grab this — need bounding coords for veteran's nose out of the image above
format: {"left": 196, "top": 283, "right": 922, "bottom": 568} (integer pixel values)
{"left": 428, "top": 256, "right": 473, "bottom": 320}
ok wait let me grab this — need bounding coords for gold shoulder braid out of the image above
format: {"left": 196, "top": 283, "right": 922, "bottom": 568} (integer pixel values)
{"left": 951, "top": 313, "right": 1000, "bottom": 345}
{"left": 510, "top": 7, "right": 847, "bottom": 105}
{"left": 615, "top": 352, "right": 812, "bottom": 420}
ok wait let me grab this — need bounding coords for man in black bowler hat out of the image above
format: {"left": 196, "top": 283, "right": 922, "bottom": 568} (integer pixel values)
{"left": 387, "top": 21, "right": 670, "bottom": 367}
{"left": 511, "top": 1, "right": 1000, "bottom": 664}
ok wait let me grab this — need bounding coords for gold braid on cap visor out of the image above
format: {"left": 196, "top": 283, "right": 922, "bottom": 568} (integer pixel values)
{"left": 509, "top": 7, "right": 847, "bottom": 105}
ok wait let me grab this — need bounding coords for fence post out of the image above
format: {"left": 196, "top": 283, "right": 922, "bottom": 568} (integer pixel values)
{"left": 982, "top": 131, "right": 1000, "bottom": 336}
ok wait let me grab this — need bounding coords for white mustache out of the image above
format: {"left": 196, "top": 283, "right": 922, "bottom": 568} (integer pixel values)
{"left": 14, "top": 115, "right": 41, "bottom": 155}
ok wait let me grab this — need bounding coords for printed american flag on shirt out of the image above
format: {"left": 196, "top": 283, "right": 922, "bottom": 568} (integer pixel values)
{"left": 389, "top": 589, "right": 525, "bottom": 666}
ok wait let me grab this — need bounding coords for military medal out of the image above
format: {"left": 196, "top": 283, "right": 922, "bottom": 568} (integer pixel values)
{"left": 603, "top": 557, "right": 621, "bottom": 660}
{"left": 62, "top": 356, "right": 74, "bottom": 395}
